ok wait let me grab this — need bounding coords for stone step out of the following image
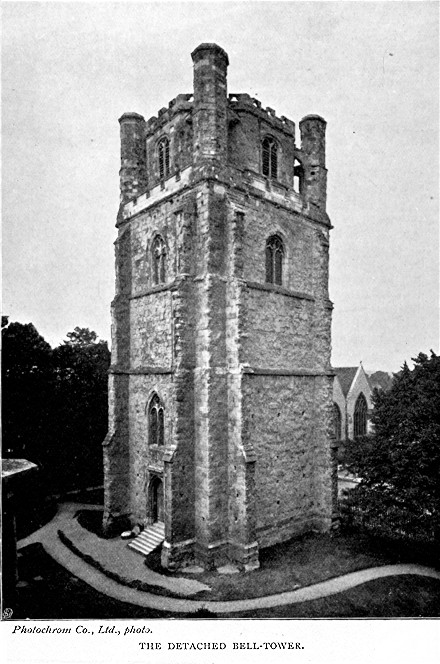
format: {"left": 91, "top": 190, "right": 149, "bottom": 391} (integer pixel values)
{"left": 131, "top": 530, "right": 164, "bottom": 546}
{"left": 128, "top": 523, "right": 165, "bottom": 557}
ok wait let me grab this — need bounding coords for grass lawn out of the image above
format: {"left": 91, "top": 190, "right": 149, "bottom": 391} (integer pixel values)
{"left": 232, "top": 575, "right": 440, "bottom": 618}
{"left": 65, "top": 486, "right": 104, "bottom": 505}
{"left": 13, "top": 543, "right": 174, "bottom": 619}
{"left": 13, "top": 543, "right": 440, "bottom": 619}
{"left": 147, "top": 528, "right": 439, "bottom": 602}
{"left": 75, "top": 508, "right": 439, "bottom": 603}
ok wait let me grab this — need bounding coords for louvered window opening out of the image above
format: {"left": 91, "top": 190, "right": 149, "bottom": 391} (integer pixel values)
{"left": 265, "top": 235, "right": 284, "bottom": 285}
{"left": 353, "top": 393, "right": 368, "bottom": 438}
{"left": 293, "top": 158, "right": 304, "bottom": 195}
{"left": 262, "top": 137, "right": 278, "bottom": 179}
{"left": 158, "top": 138, "right": 170, "bottom": 180}
{"left": 152, "top": 236, "right": 166, "bottom": 285}
{"left": 149, "top": 395, "right": 164, "bottom": 446}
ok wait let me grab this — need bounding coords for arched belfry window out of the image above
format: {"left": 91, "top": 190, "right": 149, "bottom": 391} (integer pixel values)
{"left": 158, "top": 137, "right": 170, "bottom": 180}
{"left": 353, "top": 393, "right": 368, "bottom": 439}
{"left": 149, "top": 394, "right": 164, "bottom": 446}
{"left": 262, "top": 136, "right": 278, "bottom": 179}
{"left": 265, "top": 235, "right": 284, "bottom": 285}
{"left": 293, "top": 158, "right": 304, "bottom": 195}
{"left": 333, "top": 403, "right": 342, "bottom": 441}
{"left": 152, "top": 235, "right": 166, "bottom": 285}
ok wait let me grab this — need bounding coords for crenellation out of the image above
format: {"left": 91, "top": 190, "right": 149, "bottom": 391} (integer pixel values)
{"left": 145, "top": 116, "right": 158, "bottom": 132}
{"left": 229, "top": 94, "right": 295, "bottom": 138}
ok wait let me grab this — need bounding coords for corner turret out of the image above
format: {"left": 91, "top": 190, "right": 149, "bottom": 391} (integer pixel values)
{"left": 118, "top": 112, "right": 147, "bottom": 206}
{"left": 299, "top": 115, "right": 327, "bottom": 211}
{"left": 191, "top": 43, "right": 229, "bottom": 178}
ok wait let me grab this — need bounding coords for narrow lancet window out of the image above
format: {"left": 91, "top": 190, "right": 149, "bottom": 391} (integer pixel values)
{"left": 293, "top": 158, "right": 304, "bottom": 195}
{"left": 353, "top": 393, "right": 368, "bottom": 438}
{"left": 149, "top": 394, "right": 164, "bottom": 446}
{"left": 262, "top": 137, "right": 278, "bottom": 179}
{"left": 158, "top": 137, "right": 170, "bottom": 180}
{"left": 265, "top": 235, "right": 284, "bottom": 285}
{"left": 152, "top": 235, "right": 166, "bottom": 285}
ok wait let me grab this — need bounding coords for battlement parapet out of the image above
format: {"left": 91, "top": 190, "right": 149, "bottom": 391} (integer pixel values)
{"left": 146, "top": 94, "right": 194, "bottom": 136}
{"left": 229, "top": 93, "right": 295, "bottom": 136}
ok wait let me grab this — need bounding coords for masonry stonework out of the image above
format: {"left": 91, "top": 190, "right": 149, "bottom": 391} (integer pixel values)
{"left": 103, "top": 43, "right": 335, "bottom": 570}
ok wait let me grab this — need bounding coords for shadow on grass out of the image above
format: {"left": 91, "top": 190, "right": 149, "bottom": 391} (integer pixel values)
{"left": 14, "top": 543, "right": 175, "bottom": 619}
{"left": 15, "top": 497, "right": 58, "bottom": 541}
{"left": 65, "top": 487, "right": 104, "bottom": 505}
{"left": 165, "top": 529, "right": 438, "bottom": 602}
{"left": 66, "top": 511, "right": 440, "bottom": 605}
{"left": 15, "top": 543, "right": 439, "bottom": 619}
{"left": 231, "top": 575, "right": 440, "bottom": 618}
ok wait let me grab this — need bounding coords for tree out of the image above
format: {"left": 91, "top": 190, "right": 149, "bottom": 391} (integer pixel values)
{"left": 51, "top": 328, "right": 110, "bottom": 490}
{"left": 2, "top": 322, "right": 53, "bottom": 460}
{"left": 63, "top": 326, "right": 98, "bottom": 346}
{"left": 343, "top": 351, "right": 440, "bottom": 543}
{"left": 368, "top": 370, "right": 393, "bottom": 392}
{"left": 2, "top": 321, "right": 110, "bottom": 495}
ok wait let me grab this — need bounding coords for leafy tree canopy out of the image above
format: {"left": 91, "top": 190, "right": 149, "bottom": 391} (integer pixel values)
{"left": 368, "top": 370, "right": 393, "bottom": 392}
{"left": 2, "top": 321, "right": 52, "bottom": 378}
{"left": 343, "top": 351, "right": 440, "bottom": 542}
{"left": 2, "top": 322, "right": 53, "bottom": 458}
{"left": 64, "top": 326, "right": 100, "bottom": 346}
{"left": 2, "top": 321, "right": 110, "bottom": 494}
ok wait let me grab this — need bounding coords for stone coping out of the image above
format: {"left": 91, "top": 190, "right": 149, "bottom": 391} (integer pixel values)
{"left": 2, "top": 459, "right": 38, "bottom": 484}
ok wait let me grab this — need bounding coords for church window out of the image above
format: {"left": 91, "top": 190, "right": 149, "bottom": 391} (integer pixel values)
{"left": 353, "top": 393, "right": 368, "bottom": 438}
{"left": 262, "top": 136, "right": 278, "bottom": 179}
{"left": 265, "top": 235, "right": 284, "bottom": 285}
{"left": 293, "top": 158, "right": 304, "bottom": 195}
{"left": 158, "top": 137, "right": 170, "bottom": 180}
{"left": 149, "top": 394, "right": 164, "bottom": 446}
{"left": 152, "top": 235, "right": 166, "bottom": 285}
{"left": 333, "top": 403, "right": 342, "bottom": 440}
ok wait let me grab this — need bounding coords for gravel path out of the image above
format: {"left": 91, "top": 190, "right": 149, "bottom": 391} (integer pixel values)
{"left": 18, "top": 502, "right": 440, "bottom": 615}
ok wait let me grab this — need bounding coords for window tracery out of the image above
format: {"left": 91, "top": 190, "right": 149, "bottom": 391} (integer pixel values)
{"left": 265, "top": 235, "right": 284, "bottom": 285}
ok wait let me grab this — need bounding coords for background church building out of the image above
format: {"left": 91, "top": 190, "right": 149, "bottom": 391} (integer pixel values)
{"left": 332, "top": 364, "right": 373, "bottom": 443}
{"left": 103, "top": 44, "right": 336, "bottom": 571}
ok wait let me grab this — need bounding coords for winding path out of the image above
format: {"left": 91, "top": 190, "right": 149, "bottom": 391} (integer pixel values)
{"left": 18, "top": 503, "right": 440, "bottom": 615}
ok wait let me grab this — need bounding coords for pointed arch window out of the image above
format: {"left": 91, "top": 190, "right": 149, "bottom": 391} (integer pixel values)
{"left": 293, "top": 158, "right": 304, "bottom": 195}
{"left": 149, "top": 394, "right": 164, "bottom": 446}
{"left": 333, "top": 403, "right": 342, "bottom": 441}
{"left": 354, "top": 393, "right": 368, "bottom": 438}
{"left": 262, "top": 136, "right": 278, "bottom": 179}
{"left": 158, "top": 137, "right": 170, "bottom": 180}
{"left": 265, "top": 235, "right": 284, "bottom": 285}
{"left": 152, "top": 235, "right": 166, "bottom": 285}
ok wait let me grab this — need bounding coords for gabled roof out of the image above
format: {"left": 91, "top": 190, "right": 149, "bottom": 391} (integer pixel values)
{"left": 334, "top": 367, "right": 358, "bottom": 397}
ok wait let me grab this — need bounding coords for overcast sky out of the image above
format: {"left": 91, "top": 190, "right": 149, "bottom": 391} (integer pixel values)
{"left": 2, "top": 1, "right": 438, "bottom": 372}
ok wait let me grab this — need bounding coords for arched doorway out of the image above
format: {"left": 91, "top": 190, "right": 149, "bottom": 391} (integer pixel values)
{"left": 149, "top": 476, "right": 164, "bottom": 524}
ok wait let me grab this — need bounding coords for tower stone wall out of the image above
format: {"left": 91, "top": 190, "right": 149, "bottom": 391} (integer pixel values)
{"left": 103, "top": 43, "right": 335, "bottom": 570}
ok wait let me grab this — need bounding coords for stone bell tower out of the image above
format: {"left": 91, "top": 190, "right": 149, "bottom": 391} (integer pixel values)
{"left": 103, "top": 43, "right": 335, "bottom": 571}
